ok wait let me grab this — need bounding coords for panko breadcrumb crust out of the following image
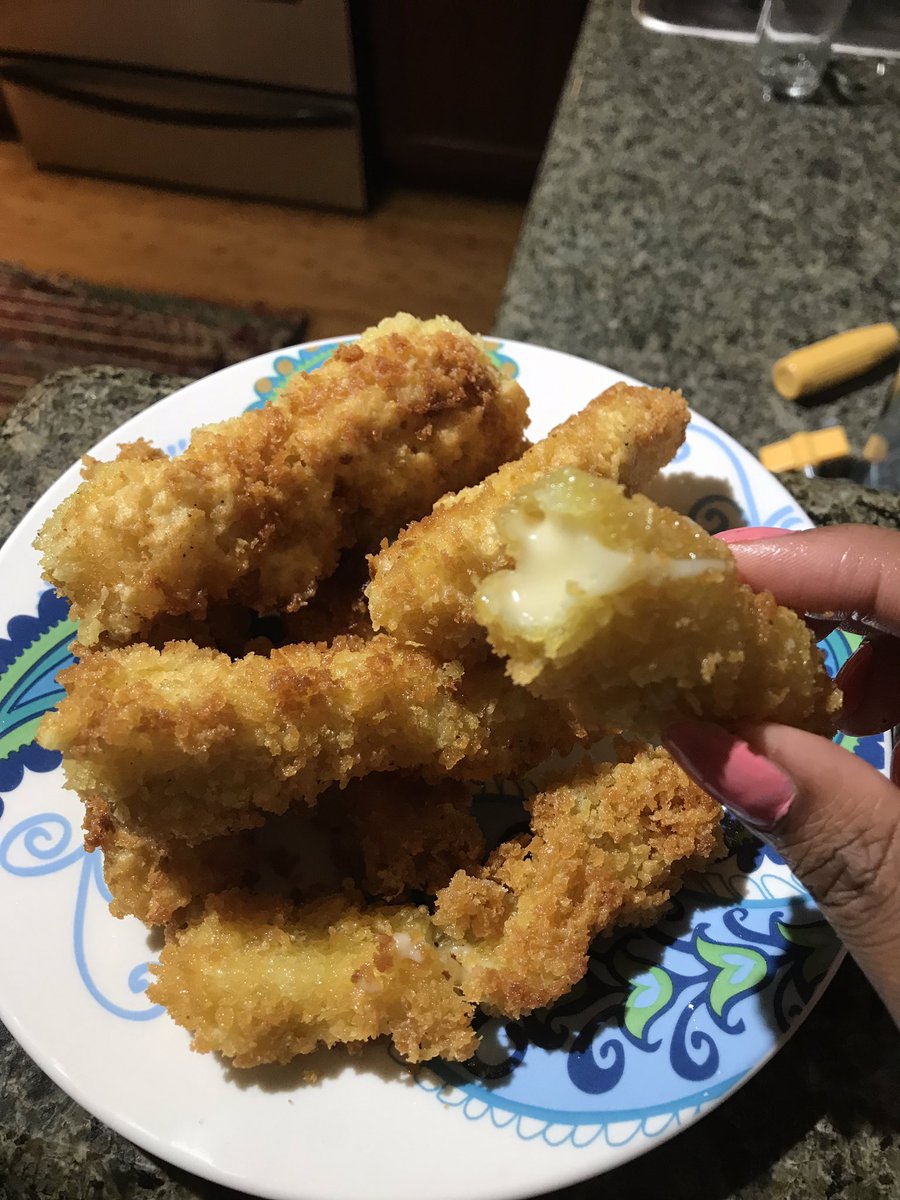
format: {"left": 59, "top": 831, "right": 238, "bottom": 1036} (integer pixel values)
{"left": 36, "top": 314, "right": 529, "bottom": 646}
{"left": 39, "top": 635, "right": 582, "bottom": 844}
{"left": 366, "top": 383, "right": 689, "bottom": 659}
{"left": 474, "top": 471, "right": 840, "bottom": 738}
{"left": 148, "top": 750, "right": 723, "bottom": 1066}
{"left": 33, "top": 317, "right": 819, "bottom": 1072}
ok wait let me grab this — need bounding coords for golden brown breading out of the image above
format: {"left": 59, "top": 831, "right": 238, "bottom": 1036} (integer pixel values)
{"left": 39, "top": 636, "right": 581, "bottom": 844}
{"left": 474, "top": 469, "right": 839, "bottom": 738}
{"left": 84, "top": 795, "right": 254, "bottom": 925}
{"left": 323, "top": 775, "right": 484, "bottom": 901}
{"left": 277, "top": 554, "right": 373, "bottom": 647}
{"left": 89, "top": 774, "right": 484, "bottom": 925}
{"left": 148, "top": 750, "right": 722, "bottom": 1066}
{"left": 148, "top": 892, "right": 478, "bottom": 1066}
{"left": 433, "top": 748, "right": 723, "bottom": 1016}
{"left": 366, "top": 383, "right": 688, "bottom": 660}
{"left": 36, "top": 314, "right": 529, "bottom": 646}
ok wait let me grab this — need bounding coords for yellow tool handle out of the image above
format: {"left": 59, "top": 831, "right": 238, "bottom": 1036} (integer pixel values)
{"left": 773, "top": 323, "right": 900, "bottom": 401}
{"left": 759, "top": 426, "right": 850, "bottom": 473}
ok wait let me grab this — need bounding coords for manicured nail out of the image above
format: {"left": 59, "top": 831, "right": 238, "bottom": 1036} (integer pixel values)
{"left": 835, "top": 639, "right": 874, "bottom": 723}
{"left": 663, "top": 720, "right": 796, "bottom": 831}
{"left": 715, "top": 526, "right": 796, "bottom": 544}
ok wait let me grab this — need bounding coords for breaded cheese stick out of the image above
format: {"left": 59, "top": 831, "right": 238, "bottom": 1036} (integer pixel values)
{"left": 36, "top": 314, "right": 529, "bottom": 646}
{"left": 474, "top": 468, "right": 839, "bottom": 738}
{"left": 84, "top": 794, "right": 254, "bottom": 925}
{"left": 366, "top": 383, "right": 688, "bottom": 659}
{"left": 88, "top": 774, "right": 484, "bottom": 925}
{"left": 39, "top": 635, "right": 580, "bottom": 844}
{"left": 433, "top": 747, "right": 722, "bottom": 1016}
{"left": 148, "top": 750, "right": 721, "bottom": 1065}
{"left": 149, "top": 892, "right": 478, "bottom": 1066}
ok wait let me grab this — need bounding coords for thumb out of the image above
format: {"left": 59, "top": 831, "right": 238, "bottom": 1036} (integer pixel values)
{"left": 663, "top": 720, "right": 900, "bottom": 1023}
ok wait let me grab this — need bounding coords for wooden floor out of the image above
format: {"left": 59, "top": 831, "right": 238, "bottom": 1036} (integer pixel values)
{"left": 0, "top": 140, "right": 524, "bottom": 339}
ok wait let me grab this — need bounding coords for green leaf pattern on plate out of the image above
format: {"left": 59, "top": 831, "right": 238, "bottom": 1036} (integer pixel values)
{"left": 696, "top": 936, "right": 768, "bottom": 1017}
{"left": 624, "top": 966, "right": 674, "bottom": 1039}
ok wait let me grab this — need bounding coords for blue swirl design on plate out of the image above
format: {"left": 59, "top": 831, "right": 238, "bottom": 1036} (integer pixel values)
{"left": 417, "top": 893, "right": 839, "bottom": 1149}
{"left": 0, "top": 588, "right": 77, "bottom": 795}
{"left": 0, "top": 405, "right": 888, "bottom": 1144}
{"left": 677, "top": 423, "right": 759, "bottom": 526}
{"left": 674, "top": 421, "right": 808, "bottom": 533}
{"left": 246, "top": 338, "right": 520, "bottom": 411}
{"left": 0, "top": 811, "right": 162, "bottom": 1020}
{"left": 0, "top": 591, "right": 160, "bottom": 1020}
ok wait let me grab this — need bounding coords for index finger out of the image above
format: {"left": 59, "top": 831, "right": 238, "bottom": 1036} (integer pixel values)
{"left": 718, "top": 525, "right": 900, "bottom": 637}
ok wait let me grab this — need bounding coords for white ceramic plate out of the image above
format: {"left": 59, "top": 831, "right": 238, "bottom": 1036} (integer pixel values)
{"left": 0, "top": 336, "right": 888, "bottom": 1200}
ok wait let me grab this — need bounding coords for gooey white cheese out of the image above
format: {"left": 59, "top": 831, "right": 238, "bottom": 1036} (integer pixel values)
{"left": 479, "top": 509, "right": 723, "bottom": 632}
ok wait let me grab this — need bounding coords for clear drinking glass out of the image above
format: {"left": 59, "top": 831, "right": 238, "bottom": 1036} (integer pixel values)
{"left": 755, "top": 0, "right": 853, "bottom": 99}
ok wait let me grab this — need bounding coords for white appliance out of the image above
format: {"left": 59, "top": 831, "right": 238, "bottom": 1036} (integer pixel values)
{"left": 0, "top": 0, "right": 370, "bottom": 210}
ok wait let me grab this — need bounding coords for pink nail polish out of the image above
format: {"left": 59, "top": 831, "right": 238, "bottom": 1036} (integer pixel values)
{"left": 715, "top": 526, "right": 796, "bottom": 544}
{"left": 663, "top": 720, "right": 796, "bottom": 831}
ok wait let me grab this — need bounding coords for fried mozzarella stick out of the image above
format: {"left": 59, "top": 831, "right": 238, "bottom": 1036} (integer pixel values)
{"left": 85, "top": 795, "right": 254, "bottom": 926}
{"left": 36, "top": 314, "right": 529, "bottom": 646}
{"left": 149, "top": 750, "right": 721, "bottom": 1065}
{"left": 433, "top": 748, "right": 722, "bottom": 1016}
{"left": 40, "top": 636, "right": 579, "bottom": 844}
{"left": 149, "top": 892, "right": 479, "bottom": 1066}
{"left": 88, "top": 775, "right": 484, "bottom": 925}
{"left": 366, "top": 383, "right": 688, "bottom": 659}
{"left": 475, "top": 468, "right": 839, "bottom": 738}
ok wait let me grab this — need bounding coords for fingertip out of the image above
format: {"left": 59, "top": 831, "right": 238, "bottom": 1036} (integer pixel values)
{"left": 663, "top": 719, "right": 795, "bottom": 831}
{"left": 715, "top": 526, "right": 797, "bottom": 545}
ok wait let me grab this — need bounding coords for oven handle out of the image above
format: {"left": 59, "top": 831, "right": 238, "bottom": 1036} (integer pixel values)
{"left": 0, "top": 61, "right": 354, "bottom": 130}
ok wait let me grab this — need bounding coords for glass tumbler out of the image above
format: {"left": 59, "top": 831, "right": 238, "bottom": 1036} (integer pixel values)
{"left": 755, "top": 0, "right": 853, "bottom": 99}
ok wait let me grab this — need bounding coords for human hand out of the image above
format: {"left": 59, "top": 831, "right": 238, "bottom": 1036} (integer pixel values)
{"left": 663, "top": 524, "right": 900, "bottom": 1024}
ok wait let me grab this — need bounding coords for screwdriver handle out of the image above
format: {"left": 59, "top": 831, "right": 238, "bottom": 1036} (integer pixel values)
{"left": 773, "top": 323, "right": 900, "bottom": 401}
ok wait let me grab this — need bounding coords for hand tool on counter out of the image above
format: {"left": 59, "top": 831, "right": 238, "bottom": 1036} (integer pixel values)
{"left": 761, "top": 323, "right": 900, "bottom": 489}
{"left": 772, "top": 322, "right": 899, "bottom": 401}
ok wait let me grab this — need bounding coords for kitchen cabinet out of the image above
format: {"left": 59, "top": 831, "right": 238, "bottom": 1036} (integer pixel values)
{"left": 365, "top": 0, "right": 588, "bottom": 198}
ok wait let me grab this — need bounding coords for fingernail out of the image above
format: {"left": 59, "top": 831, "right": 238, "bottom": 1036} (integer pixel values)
{"left": 715, "top": 526, "right": 796, "bottom": 544}
{"left": 835, "top": 639, "right": 874, "bottom": 723}
{"left": 663, "top": 720, "right": 796, "bottom": 831}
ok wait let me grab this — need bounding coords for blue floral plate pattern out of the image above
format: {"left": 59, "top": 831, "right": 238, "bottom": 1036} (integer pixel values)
{"left": 0, "top": 338, "right": 889, "bottom": 1200}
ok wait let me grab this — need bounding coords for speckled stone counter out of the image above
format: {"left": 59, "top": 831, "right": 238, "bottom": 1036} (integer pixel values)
{"left": 493, "top": 1, "right": 900, "bottom": 1196}
{"left": 497, "top": 0, "right": 900, "bottom": 463}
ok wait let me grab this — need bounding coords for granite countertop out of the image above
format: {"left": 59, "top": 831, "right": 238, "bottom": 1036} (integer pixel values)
{"left": 497, "top": 0, "right": 900, "bottom": 469}
{"left": 2, "top": 4, "right": 899, "bottom": 1197}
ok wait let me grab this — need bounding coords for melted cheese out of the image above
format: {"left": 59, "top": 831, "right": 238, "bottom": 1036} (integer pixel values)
{"left": 479, "top": 509, "right": 723, "bottom": 632}
{"left": 480, "top": 511, "right": 635, "bottom": 629}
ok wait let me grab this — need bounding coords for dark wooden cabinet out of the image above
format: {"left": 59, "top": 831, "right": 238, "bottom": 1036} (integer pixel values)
{"left": 363, "top": 0, "right": 588, "bottom": 198}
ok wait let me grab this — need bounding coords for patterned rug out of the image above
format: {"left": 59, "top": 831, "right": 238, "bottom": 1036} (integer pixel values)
{"left": 0, "top": 262, "right": 307, "bottom": 423}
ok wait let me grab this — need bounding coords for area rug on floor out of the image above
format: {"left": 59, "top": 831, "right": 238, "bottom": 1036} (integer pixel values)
{"left": 0, "top": 262, "right": 308, "bottom": 423}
